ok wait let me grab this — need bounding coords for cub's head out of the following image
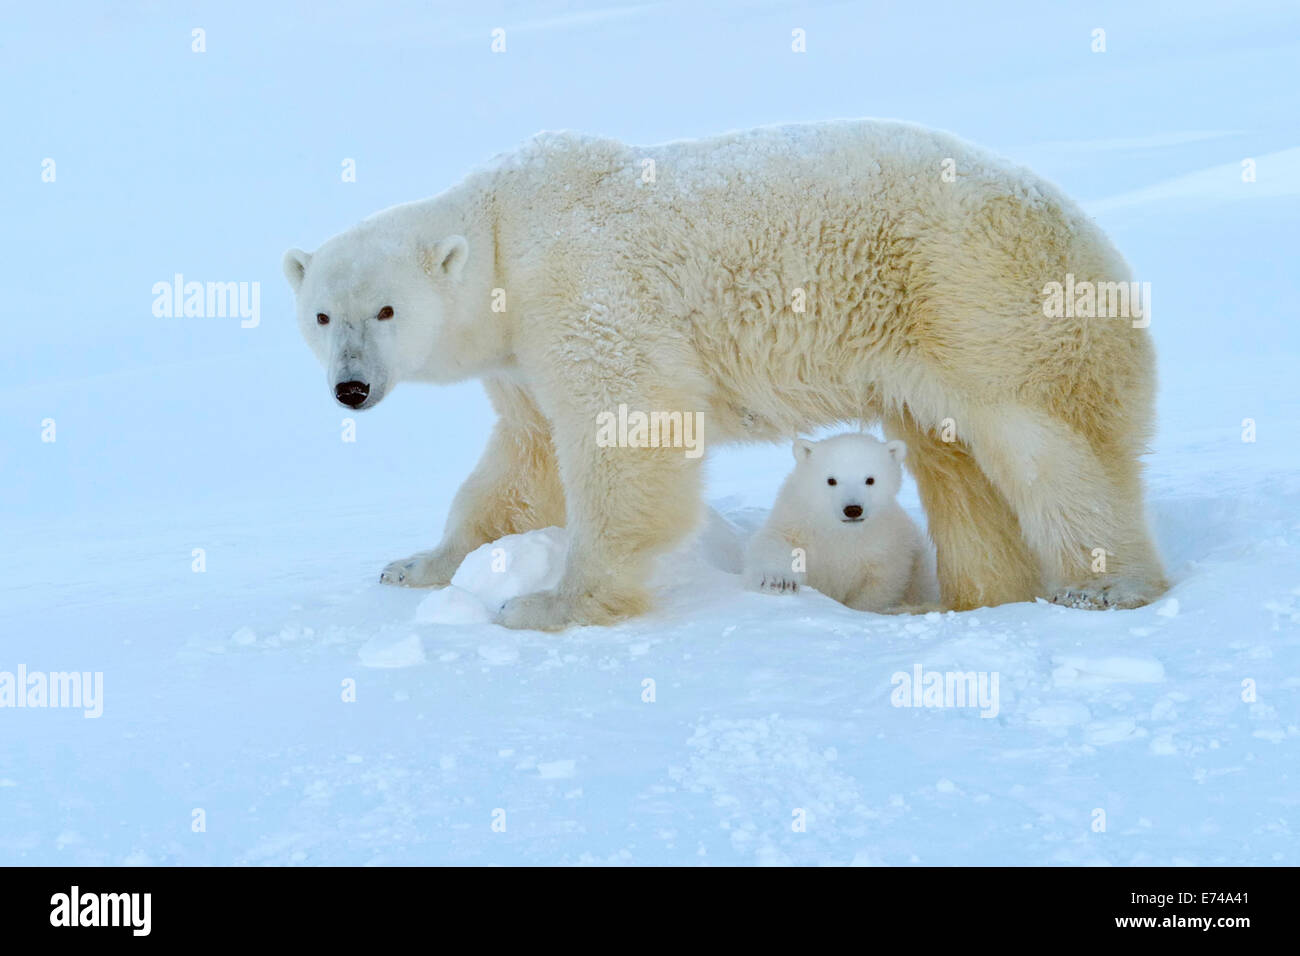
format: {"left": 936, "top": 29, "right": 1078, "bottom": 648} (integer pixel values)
{"left": 790, "top": 433, "right": 906, "bottom": 526}
{"left": 282, "top": 229, "right": 471, "bottom": 410}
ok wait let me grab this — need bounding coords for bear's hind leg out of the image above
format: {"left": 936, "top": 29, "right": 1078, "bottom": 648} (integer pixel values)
{"left": 965, "top": 405, "right": 1165, "bottom": 609}
{"left": 1056, "top": 428, "right": 1167, "bottom": 608}
{"left": 884, "top": 413, "right": 1039, "bottom": 610}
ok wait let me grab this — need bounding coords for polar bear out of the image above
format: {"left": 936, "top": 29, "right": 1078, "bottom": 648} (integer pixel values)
{"left": 282, "top": 120, "right": 1166, "bottom": 630}
{"left": 745, "top": 434, "right": 937, "bottom": 612}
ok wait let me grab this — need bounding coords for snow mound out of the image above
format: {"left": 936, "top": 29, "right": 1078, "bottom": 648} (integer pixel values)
{"left": 415, "top": 527, "right": 568, "bottom": 624}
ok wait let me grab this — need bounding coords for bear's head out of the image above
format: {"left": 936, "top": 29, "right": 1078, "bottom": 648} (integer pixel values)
{"left": 282, "top": 228, "right": 475, "bottom": 410}
{"left": 789, "top": 433, "right": 906, "bottom": 528}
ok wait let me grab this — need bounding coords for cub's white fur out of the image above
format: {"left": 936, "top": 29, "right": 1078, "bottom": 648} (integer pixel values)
{"left": 745, "top": 434, "right": 937, "bottom": 612}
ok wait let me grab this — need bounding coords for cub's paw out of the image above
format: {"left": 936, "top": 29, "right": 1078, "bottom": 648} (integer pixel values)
{"left": 380, "top": 550, "right": 457, "bottom": 588}
{"left": 745, "top": 567, "right": 803, "bottom": 595}
{"left": 1049, "top": 580, "right": 1152, "bottom": 610}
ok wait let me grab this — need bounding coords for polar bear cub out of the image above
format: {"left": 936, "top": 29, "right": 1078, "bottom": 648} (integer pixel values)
{"left": 745, "top": 433, "right": 938, "bottom": 613}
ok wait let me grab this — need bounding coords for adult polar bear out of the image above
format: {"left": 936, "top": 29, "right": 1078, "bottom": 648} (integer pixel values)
{"left": 283, "top": 120, "right": 1166, "bottom": 630}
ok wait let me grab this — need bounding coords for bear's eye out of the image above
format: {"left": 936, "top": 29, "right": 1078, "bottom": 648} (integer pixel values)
{"left": 827, "top": 477, "right": 837, "bottom": 486}
{"left": 377, "top": 306, "right": 394, "bottom": 320}
{"left": 316, "top": 313, "right": 329, "bottom": 326}
{"left": 865, "top": 477, "right": 875, "bottom": 485}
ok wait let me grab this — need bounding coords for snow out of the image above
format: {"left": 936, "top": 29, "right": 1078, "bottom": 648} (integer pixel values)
{"left": 417, "top": 527, "right": 568, "bottom": 624}
{"left": 1, "top": 0, "right": 1297, "bottom": 865}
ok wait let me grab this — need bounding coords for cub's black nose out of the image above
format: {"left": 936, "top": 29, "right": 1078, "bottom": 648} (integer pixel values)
{"left": 843, "top": 504, "right": 863, "bottom": 519}
{"left": 335, "top": 380, "right": 370, "bottom": 408}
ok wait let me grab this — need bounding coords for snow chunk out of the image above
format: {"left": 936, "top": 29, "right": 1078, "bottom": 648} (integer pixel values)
{"left": 538, "top": 759, "right": 576, "bottom": 779}
{"left": 1083, "top": 719, "right": 1143, "bottom": 746}
{"left": 1027, "top": 701, "right": 1092, "bottom": 728}
{"left": 414, "top": 585, "right": 492, "bottom": 625}
{"left": 358, "top": 632, "right": 426, "bottom": 669}
{"left": 452, "top": 527, "right": 568, "bottom": 603}
{"left": 477, "top": 644, "right": 520, "bottom": 666}
{"left": 414, "top": 527, "right": 567, "bottom": 624}
{"left": 1053, "top": 655, "right": 1165, "bottom": 685}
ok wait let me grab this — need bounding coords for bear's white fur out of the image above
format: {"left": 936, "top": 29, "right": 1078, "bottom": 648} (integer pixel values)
{"left": 283, "top": 119, "right": 1166, "bottom": 630}
{"left": 745, "top": 434, "right": 937, "bottom": 612}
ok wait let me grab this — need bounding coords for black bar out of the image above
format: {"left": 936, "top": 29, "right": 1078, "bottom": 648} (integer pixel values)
{"left": 0, "top": 865, "right": 1287, "bottom": 942}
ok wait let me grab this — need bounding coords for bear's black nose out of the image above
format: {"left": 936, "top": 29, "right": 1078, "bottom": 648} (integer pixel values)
{"left": 335, "top": 380, "right": 370, "bottom": 408}
{"left": 843, "top": 504, "right": 863, "bottom": 519}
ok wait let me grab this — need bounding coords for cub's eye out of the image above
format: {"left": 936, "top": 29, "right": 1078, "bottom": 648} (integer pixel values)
{"left": 316, "top": 313, "right": 329, "bottom": 326}
{"left": 865, "top": 477, "right": 875, "bottom": 485}
{"left": 827, "top": 477, "right": 837, "bottom": 486}
{"left": 377, "top": 306, "right": 394, "bottom": 320}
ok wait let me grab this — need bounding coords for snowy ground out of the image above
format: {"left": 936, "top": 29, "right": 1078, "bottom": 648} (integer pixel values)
{"left": 2, "top": 1, "right": 1297, "bottom": 865}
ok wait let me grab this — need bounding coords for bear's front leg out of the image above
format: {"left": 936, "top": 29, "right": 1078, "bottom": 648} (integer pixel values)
{"left": 496, "top": 403, "right": 704, "bottom": 630}
{"left": 381, "top": 381, "right": 564, "bottom": 587}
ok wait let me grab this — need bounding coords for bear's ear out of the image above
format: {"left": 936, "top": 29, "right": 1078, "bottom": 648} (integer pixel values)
{"left": 792, "top": 438, "right": 815, "bottom": 461}
{"left": 885, "top": 439, "right": 907, "bottom": 462}
{"left": 422, "top": 235, "right": 469, "bottom": 281}
{"left": 282, "top": 248, "right": 311, "bottom": 292}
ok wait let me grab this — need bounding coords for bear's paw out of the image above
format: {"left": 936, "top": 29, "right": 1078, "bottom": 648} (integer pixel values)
{"left": 1048, "top": 580, "right": 1154, "bottom": 611}
{"left": 380, "top": 549, "right": 459, "bottom": 588}
{"left": 496, "top": 585, "right": 648, "bottom": 631}
{"left": 745, "top": 566, "right": 804, "bottom": 595}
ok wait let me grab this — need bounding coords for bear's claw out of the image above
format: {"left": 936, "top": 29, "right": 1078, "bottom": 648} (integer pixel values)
{"left": 747, "top": 569, "right": 802, "bottom": 594}
{"left": 1048, "top": 581, "right": 1151, "bottom": 610}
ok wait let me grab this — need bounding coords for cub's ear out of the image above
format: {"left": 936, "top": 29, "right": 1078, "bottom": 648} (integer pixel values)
{"left": 282, "top": 248, "right": 311, "bottom": 292}
{"left": 792, "top": 438, "right": 815, "bottom": 461}
{"left": 421, "top": 235, "right": 469, "bottom": 281}
{"left": 885, "top": 439, "right": 907, "bottom": 462}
